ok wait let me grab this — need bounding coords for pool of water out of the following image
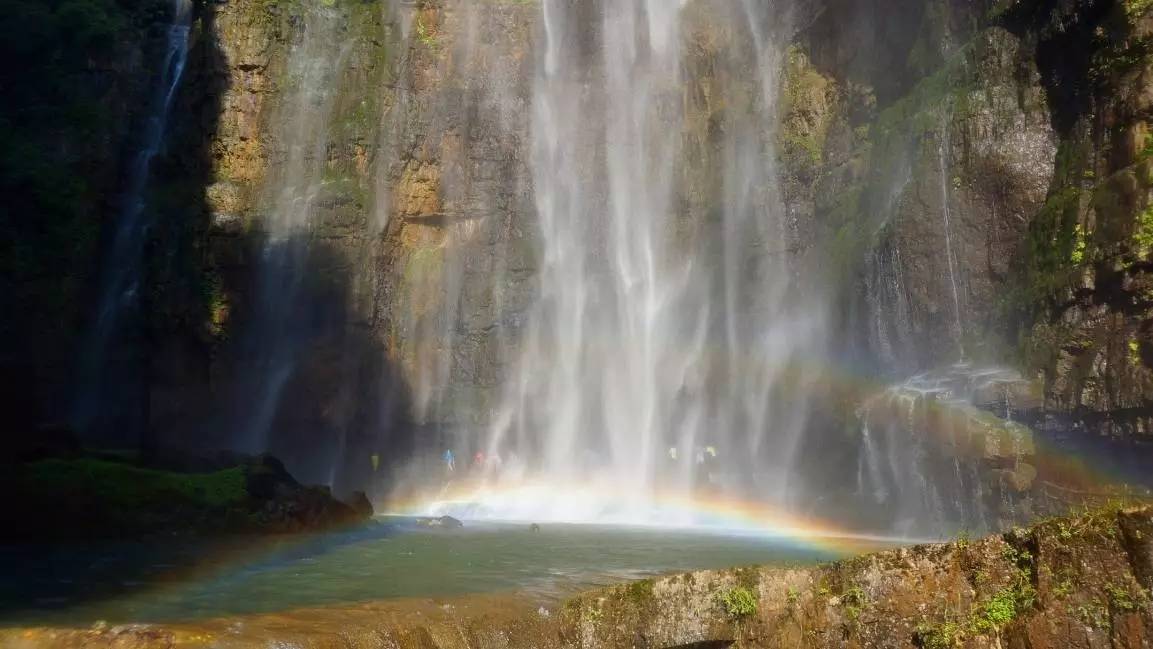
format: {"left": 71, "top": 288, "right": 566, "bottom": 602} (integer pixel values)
{"left": 0, "top": 517, "right": 893, "bottom": 627}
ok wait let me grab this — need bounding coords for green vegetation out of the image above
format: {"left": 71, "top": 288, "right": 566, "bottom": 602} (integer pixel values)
{"left": 786, "top": 587, "right": 800, "bottom": 605}
{"left": 1071, "top": 224, "right": 1087, "bottom": 264}
{"left": 840, "top": 584, "right": 869, "bottom": 622}
{"left": 914, "top": 537, "right": 1039, "bottom": 647}
{"left": 1135, "top": 206, "right": 1153, "bottom": 256}
{"left": 780, "top": 46, "right": 834, "bottom": 178}
{"left": 1106, "top": 581, "right": 1149, "bottom": 612}
{"left": 912, "top": 582, "right": 1033, "bottom": 646}
{"left": 971, "top": 587, "right": 1026, "bottom": 632}
{"left": 625, "top": 579, "right": 654, "bottom": 605}
{"left": 1077, "top": 600, "right": 1110, "bottom": 628}
{"left": 914, "top": 620, "right": 964, "bottom": 649}
{"left": 5, "top": 458, "right": 257, "bottom": 537}
{"left": 415, "top": 15, "right": 437, "bottom": 47}
{"left": 717, "top": 586, "right": 758, "bottom": 619}
{"left": 23, "top": 458, "right": 247, "bottom": 510}
{"left": 1126, "top": 0, "right": 1153, "bottom": 20}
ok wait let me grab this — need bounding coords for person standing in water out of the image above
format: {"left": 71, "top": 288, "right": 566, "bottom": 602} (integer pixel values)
{"left": 443, "top": 448, "right": 455, "bottom": 474}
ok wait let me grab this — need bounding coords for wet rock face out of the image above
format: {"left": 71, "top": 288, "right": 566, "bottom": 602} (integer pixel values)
{"left": 145, "top": 0, "right": 538, "bottom": 483}
{"left": 783, "top": 20, "right": 1057, "bottom": 374}
{"left": 49, "top": 0, "right": 1149, "bottom": 501}
{"left": 783, "top": 0, "right": 1153, "bottom": 499}
{"left": 372, "top": 0, "right": 538, "bottom": 430}
{"left": 855, "top": 366, "right": 1041, "bottom": 535}
{"left": 996, "top": 2, "right": 1153, "bottom": 436}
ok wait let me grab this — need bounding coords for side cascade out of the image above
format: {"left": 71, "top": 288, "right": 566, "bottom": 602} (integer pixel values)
{"left": 856, "top": 364, "right": 1040, "bottom": 537}
{"left": 72, "top": 0, "right": 193, "bottom": 442}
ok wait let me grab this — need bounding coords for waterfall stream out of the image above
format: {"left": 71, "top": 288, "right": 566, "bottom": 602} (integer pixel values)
{"left": 855, "top": 364, "right": 1036, "bottom": 536}
{"left": 72, "top": 0, "right": 193, "bottom": 440}
{"left": 937, "top": 123, "right": 965, "bottom": 360}
{"left": 453, "top": 0, "right": 825, "bottom": 525}
{"left": 233, "top": 6, "right": 352, "bottom": 454}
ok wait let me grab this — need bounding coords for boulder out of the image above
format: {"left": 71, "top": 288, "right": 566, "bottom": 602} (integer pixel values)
{"left": 346, "top": 491, "right": 374, "bottom": 518}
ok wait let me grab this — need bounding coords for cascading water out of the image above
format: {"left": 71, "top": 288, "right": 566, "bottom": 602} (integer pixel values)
{"left": 937, "top": 122, "right": 965, "bottom": 360}
{"left": 72, "top": 0, "right": 192, "bottom": 441}
{"left": 232, "top": 6, "right": 351, "bottom": 455}
{"left": 855, "top": 364, "right": 1037, "bottom": 537}
{"left": 428, "top": 0, "right": 827, "bottom": 527}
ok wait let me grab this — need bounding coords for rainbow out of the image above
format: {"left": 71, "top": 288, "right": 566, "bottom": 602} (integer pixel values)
{"left": 388, "top": 480, "right": 929, "bottom": 553}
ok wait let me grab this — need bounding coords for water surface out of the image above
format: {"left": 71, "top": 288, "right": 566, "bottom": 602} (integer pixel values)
{"left": 0, "top": 518, "right": 889, "bottom": 626}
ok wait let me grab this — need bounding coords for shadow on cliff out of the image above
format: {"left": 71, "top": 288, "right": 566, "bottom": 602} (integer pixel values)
{"left": 140, "top": 1, "right": 417, "bottom": 502}
{"left": 197, "top": 234, "right": 418, "bottom": 500}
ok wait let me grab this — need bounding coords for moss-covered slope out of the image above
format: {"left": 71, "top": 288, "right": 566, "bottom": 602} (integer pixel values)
{"left": 0, "top": 455, "right": 371, "bottom": 540}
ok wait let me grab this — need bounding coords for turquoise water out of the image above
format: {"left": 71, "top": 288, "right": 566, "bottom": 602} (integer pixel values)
{"left": 0, "top": 518, "right": 884, "bottom": 626}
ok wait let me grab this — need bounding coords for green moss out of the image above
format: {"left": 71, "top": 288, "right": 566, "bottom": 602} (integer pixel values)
{"left": 8, "top": 458, "right": 257, "bottom": 537}
{"left": 1134, "top": 206, "right": 1153, "bottom": 255}
{"left": 780, "top": 46, "right": 834, "bottom": 179}
{"left": 1024, "top": 186, "right": 1086, "bottom": 305}
{"left": 1071, "top": 224, "right": 1088, "bottom": 263}
{"left": 717, "top": 586, "right": 758, "bottom": 619}
{"left": 415, "top": 14, "right": 437, "bottom": 47}
{"left": 1126, "top": 0, "right": 1153, "bottom": 20}
{"left": 873, "top": 50, "right": 970, "bottom": 140}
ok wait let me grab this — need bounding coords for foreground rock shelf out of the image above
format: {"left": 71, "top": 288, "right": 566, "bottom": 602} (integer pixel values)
{"left": 5, "top": 506, "right": 1152, "bottom": 649}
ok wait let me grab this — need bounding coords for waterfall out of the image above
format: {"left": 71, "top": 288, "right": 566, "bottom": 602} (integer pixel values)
{"left": 937, "top": 119, "right": 965, "bottom": 360}
{"left": 72, "top": 0, "right": 193, "bottom": 440}
{"left": 465, "top": 0, "right": 824, "bottom": 524}
{"left": 232, "top": 6, "right": 351, "bottom": 454}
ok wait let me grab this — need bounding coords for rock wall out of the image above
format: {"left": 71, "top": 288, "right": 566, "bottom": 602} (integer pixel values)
{"left": 0, "top": 0, "right": 173, "bottom": 445}
{"left": 781, "top": 0, "right": 1153, "bottom": 442}
{"left": 783, "top": 1, "right": 1056, "bottom": 375}
{"left": 1004, "top": 0, "right": 1153, "bottom": 438}
{"left": 136, "top": 0, "right": 541, "bottom": 487}
{"left": 7, "top": 0, "right": 1153, "bottom": 504}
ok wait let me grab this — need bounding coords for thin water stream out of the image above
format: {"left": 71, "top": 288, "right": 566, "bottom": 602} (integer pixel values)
{"left": 72, "top": 0, "right": 193, "bottom": 438}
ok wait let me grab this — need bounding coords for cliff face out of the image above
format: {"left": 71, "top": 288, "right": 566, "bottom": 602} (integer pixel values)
{"left": 0, "top": 0, "right": 170, "bottom": 440}
{"left": 108, "top": 0, "right": 541, "bottom": 485}
{"left": 783, "top": 0, "right": 1153, "bottom": 440}
{"left": 1005, "top": 0, "right": 1153, "bottom": 437}
{"left": 5, "top": 0, "right": 1153, "bottom": 501}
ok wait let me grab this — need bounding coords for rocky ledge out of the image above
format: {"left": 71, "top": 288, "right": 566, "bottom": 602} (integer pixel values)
{"left": 4, "top": 506, "right": 1151, "bottom": 648}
